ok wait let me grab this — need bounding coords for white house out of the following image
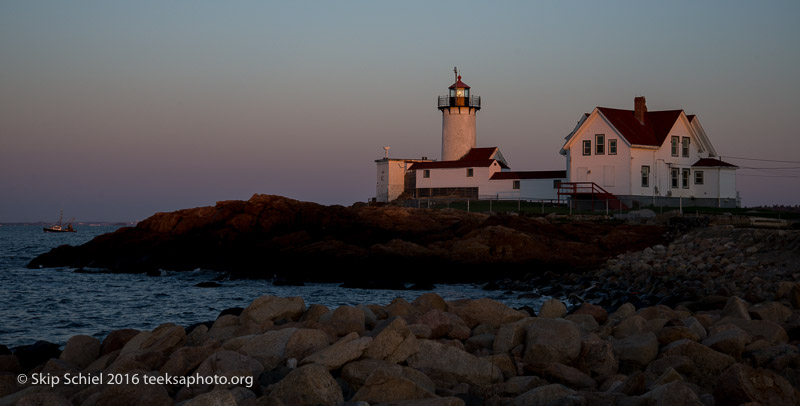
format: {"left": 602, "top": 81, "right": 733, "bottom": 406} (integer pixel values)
{"left": 559, "top": 97, "right": 739, "bottom": 208}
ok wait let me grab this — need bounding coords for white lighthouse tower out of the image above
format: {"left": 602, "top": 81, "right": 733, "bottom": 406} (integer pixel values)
{"left": 438, "top": 67, "right": 481, "bottom": 161}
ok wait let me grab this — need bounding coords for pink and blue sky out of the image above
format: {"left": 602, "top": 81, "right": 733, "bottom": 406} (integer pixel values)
{"left": 2, "top": 1, "right": 799, "bottom": 222}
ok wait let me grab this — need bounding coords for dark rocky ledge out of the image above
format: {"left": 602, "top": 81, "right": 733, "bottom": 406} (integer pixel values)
{"left": 28, "top": 194, "right": 668, "bottom": 284}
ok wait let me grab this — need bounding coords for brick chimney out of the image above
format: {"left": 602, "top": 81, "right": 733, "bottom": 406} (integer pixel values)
{"left": 634, "top": 96, "right": 647, "bottom": 125}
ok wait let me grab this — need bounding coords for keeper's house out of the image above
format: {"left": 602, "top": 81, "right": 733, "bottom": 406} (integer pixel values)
{"left": 559, "top": 97, "right": 739, "bottom": 208}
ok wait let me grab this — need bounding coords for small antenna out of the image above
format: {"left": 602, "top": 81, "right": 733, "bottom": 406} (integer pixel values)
{"left": 454, "top": 66, "right": 458, "bottom": 83}
{"left": 383, "top": 146, "right": 390, "bottom": 159}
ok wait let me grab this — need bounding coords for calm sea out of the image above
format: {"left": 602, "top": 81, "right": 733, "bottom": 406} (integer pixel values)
{"left": 0, "top": 225, "right": 545, "bottom": 348}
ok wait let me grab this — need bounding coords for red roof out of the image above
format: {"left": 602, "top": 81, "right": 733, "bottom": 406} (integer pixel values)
{"left": 409, "top": 147, "right": 510, "bottom": 170}
{"left": 460, "top": 147, "right": 497, "bottom": 161}
{"left": 448, "top": 75, "right": 470, "bottom": 89}
{"left": 409, "top": 160, "right": 507, "bottom": 170}
{"left": 490, "top": 170, "right": 567, "bottom": 180}
{"left": 597, "top": 107, "right": 683, "bottom": 147}
{"left": 692, "top": 158, "right": 738, "bottom": 168}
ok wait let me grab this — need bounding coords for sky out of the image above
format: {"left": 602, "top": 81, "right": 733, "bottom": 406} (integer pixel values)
{"left": 1, "top": 1, "right": 799, "bottom": 222}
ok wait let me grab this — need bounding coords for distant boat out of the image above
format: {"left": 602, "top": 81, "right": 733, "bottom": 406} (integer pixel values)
{"left": 44, "top": 210, "right": 76, "bottom": 233}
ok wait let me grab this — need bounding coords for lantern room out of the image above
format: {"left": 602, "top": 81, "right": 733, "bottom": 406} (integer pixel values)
{"left": 439, "top": 68, "right": 480, "bottom": 110}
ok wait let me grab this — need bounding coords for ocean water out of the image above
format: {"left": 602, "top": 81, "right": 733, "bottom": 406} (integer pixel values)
{"left": 0, "top": 225, "right": 546, "bottom": 348}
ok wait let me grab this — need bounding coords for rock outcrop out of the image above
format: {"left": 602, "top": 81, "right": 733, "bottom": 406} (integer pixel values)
{"left": 28, "top": 195, "right": 667, "bottom": 284}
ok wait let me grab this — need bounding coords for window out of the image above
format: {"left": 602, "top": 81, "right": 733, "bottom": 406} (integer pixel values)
{"left": 582, "top": 140, "right": 591, "bottom": 156}
{"left": 671, "top": 168, "right": 679, "bottom": 188}
{"left": 671, "top": 136, "right": 679, "bottom": 157}
{"left": 466, "top": 168, "right": 473, "bottom": 177}
{"left": 513, "top": 180, "right": 520, "bottom": 190}
{"left": 695, "top": 170, "right": 704, "bottom": 185}
{"left": 423, "top": 170, "right": 430, "bottom": 178}
{"left": 682, "top": 137, "right": 690, "bottom": 157}
{"left": 641, "top": 166, "right": 650, "bottom": 187}
{"left": 553, "top": 179, "right": 562, "bottom": 189}
{"left": 682, "top": 169, "right": 690, "bottom": 189}
{"left": 609, "top": 139, "right": 617, "bottom": 155}
{"left": 595, "top": 134, "right": 605, "bottom": 155}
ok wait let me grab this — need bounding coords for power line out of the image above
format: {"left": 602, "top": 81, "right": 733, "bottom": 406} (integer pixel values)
{"left": 723, "top": 156, "right": 800, "bottom": 164}
{"left": 739, "top": 166, "right": 800, "bottom": 170}
{"left": 737, "top": 174, "right": 800, "bottom": 178}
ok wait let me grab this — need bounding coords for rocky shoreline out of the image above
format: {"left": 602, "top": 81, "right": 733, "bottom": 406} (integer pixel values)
{"left": 9, "top": 196, "right": 800, "bottom": 404}
{"left": 2, "top": 281, "right": 799, "bottom": 405}
{"left": 490, "top": 225, "right": 800, "bottom": 312}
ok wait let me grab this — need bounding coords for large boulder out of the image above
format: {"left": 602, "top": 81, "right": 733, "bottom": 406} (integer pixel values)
{"left": 702, "top": 325, "right": 749, "bottom": 357}
{"left": 175, "top": 350, "right": 262, "bottom": 402}
{"left": 611, "top": 332, "right": 659, "bottom": 370}
{"left": 714, "top": 363, "right": 797, "bottom": 406}
{"left": 364, "top": 316, "right": 419, "bottom": 363}
{"left": 119, "top": 323, "right": 186, "bottom": 360}
{"left": 662, "top": 339, "right": 735, "bottom": 378}
{"left": 493, "top": 318, "right": 530, "bottom": 354}
{"left": 284, "top": 328, "right": 330, "bottom": 360}
{"left": 159, "top": 344, "right": 218, "bottom": 377}
{"left": 641, "top": 381, "right": 703, "bottom": 406}
{"left": 721, "top": 296, "right": 751, "bottom": 320}
{"left": 240, "top": 296, "right": 305, "bottom": 332}
{"left": 300, "top": 332, "right": 371, "bottom": 370}
{"left": 538, "top": 299, "right": 567, "bottom": 319}
{"left": 413, "top": 293, "right": 447, "bottom": 313}
{"left": 748, "top": 301, "right": 792, "bottom": 323}
{"left": 386, "top": 298, "right": 419, "bottom": 320}
{"left": 407, "top": 339, "right": 503, "bottom": 389}
{"left": 572, "top": 302, "right": 608, "bottom": 324}
{"left": 269, "top": 364, "right": 343, "bottom": 406}
{"left": 446, "top": 298, "right": 527, "bottom": 329}
{"left": 228, "top": 328, "right": 297, "bottom": 370}
{"left": 351, "top": 367, "right": 437, "bottom": 403}
{"left": 320, "top": 305, "right": 365, "bottom": 336}
{"left": 522, "top": 318, "right": 582, "bottom": 365}
{"left": 59, "top": 335, "right": 100, "bottom": 369}
{"left": 413, "top": 309, "right": 470, "bottom": 340}
{"left": 207, "top": 315, "right": 245, "bottom": 341}
{"left": 576, "top": 334, "right": 618, "bottom": 379}
{"left": 713, "top": 317, "right": 788, "bottom": 344}
{"left": 342, "top": 359, "right": 403, "bottom": 388}
{"left": 613, "top": 315, "right": 647, "bottom": 339}
{"left": 100, "top": 329, "right": 140, "bottom": 356}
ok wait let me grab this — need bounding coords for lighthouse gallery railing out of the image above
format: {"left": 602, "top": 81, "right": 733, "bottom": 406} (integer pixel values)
{"left": 438, "top": 95, "right": 481, "bottom": 108}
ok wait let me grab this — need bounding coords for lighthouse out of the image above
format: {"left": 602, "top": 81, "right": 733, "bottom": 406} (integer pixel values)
{"left": 438, "top": 67, "right": 481, "bottom": 161}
